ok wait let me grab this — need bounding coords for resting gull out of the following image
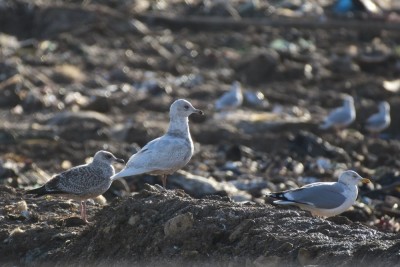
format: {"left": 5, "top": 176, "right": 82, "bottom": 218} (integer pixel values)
{"left": 111, "top": 99, "right": 204, "bottom": 188}
{"left": 215, "top": 81, "right": 243, "bottom": 111}
{"left": 267, "top": 170, "right": 370, "bottom": 217}
{"left": 365, "top": 101, "right": 390, "bottom": 137}
{"left": 26, "top": 150, "right": 124, "bottom": 223}
{"left": 319, "top": 95, "right": 355, "bottom": 132}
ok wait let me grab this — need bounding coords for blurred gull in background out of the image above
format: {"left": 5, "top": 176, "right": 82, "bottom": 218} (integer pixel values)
{"left": 319, "top": 95, "right": 355, "bottom": 132}
{"left": 244, "top": 90, "right": 269, "bottom": 108}
{"left": 215, "top": 81, "right": 243, "bottom": 111}
{"left": 365, "top": 101, "right": 390, "bottom": 137}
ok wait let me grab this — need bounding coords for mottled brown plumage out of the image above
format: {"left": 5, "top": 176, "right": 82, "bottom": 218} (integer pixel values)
{"left": 26, "top": 150, "right": 124, "bottom": 222}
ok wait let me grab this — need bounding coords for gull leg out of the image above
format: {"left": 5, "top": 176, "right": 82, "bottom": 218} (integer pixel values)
{"left": 336, "top": 127, "right": 347, "bottom": 138}
{"left": 80, "top": 201, "right": 89, "bottom": 223}
{"left": 336, "top": 127, "right": 342, "bottom": 137}
{"left": 161, "top": 175, "right": 167, "bottom": 189}
{"left": 80, "top": 201, "right": 84, "bottom": 219}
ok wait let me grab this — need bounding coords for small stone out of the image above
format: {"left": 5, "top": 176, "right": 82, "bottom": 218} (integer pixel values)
{"left": 128, "top": 215, "right": 140, "bottom": 226}
{"left": 61, "top": 160, "right": 72, "bottom": 170}
{"left": 52, "top": 64, "right": 85, "bottom": 84}
{"left": 10, "top": 227, "right": 24, "bottom": 235}
{"left": 93, "top": 195, "right": 107, "bottom": 205}
{"left": 164, "top": 212, "right": 194, "bottom": 237}
{"left": 15, "top": 200, "right": 28, "bottom": 213}
{"left": 229, "top": 219, "right": 254, "bottom": 242}
{"left": 297, "top": 247, "right": 315, "bottom": 266}
{"left": 83, "top": 95, "right": 111, "bottom": 113}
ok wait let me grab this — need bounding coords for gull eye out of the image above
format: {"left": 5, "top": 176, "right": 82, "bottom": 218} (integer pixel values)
{"left": 106, "top": 154, "right": 112, "bottom": 159}
{"left": 184, "top": 105, "right": 189, "bottom": 110}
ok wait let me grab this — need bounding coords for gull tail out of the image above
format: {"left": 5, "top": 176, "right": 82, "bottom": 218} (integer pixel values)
{"left": 319, "top": 120, "right": 332, "bottom": 130}
{"left": 267, "top": 192, "right": 289, "bottom": 201}
{"left": 25, "top": 186, "right": 47, "bottom": 197}
{"left": 111, "top": 167, "right": 143, "bottom": 181}
{"left": 25, "top": 186, "right": 63, "bottom": 197}
{"left": 267, "top": 192, "right": 296, "bottom": 205}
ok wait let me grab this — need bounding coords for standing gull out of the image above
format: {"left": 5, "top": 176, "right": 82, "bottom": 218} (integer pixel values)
{"left": 215, "top": 81, "right": 243, "bottom": 111}
{"left": 111, "top": 99, "right": 204, "bottom": 188}
{"left": 267, "top": 170, "right": 370, "bottom": 217}
{"left": 26, "top": 150, "right": 124, "bottom": 222}
{"left": 319, "top": 95, "right": 355, "bottom": 132}
{"left": 365, "top": 101, "right": 390, "bottom": 137}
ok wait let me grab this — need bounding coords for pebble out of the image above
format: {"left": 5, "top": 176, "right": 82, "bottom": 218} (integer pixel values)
{"left": 164, "top": 212, "right": 194, "bottom": 237}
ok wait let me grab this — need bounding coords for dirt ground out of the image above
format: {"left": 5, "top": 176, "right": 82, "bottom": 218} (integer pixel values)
{"left": 1, "top": 0, "right": 400, "bottom": 266}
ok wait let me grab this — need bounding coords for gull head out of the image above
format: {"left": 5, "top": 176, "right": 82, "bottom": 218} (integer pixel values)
{"left": 170, "top": 99, "right": 204, "bottom": 118}
{"left": 93, "top": 150, "right": 125, "bottom": 165}
{"left": 379, "top": 101, "right": 390, "bottom": 113}
{"left": 343, "top": 95, "right": 354, "bottom": 106}
{"left": 232, "top": 81, "right": 242, "bottom": 93}
{"left": 338, "top": 170, "right": 370, "bottom": 186}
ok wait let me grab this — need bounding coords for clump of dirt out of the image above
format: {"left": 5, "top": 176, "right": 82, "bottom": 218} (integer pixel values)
{"left": 43, "top": 185, "right": 399, "bottom": 267}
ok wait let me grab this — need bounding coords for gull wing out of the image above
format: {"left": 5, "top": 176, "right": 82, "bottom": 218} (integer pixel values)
{"left": 275, "top": 183, "right": 347, "bottom": 209}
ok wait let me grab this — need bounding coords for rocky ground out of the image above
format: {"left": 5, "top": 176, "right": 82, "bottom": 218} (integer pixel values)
{"left": 1, "top": 0, "right": 400, "bottom": 266}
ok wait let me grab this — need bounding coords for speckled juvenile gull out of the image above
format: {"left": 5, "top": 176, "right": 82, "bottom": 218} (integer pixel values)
{"left": 267, "top": 170, "right": 370, "bottom": 217}
{"left": 26, "top": 150, "right": 124, "bottom": 222}
{"left": 319, "top": 95, "right": 355, "bottom": 131}
{"left": 111, "top": 99, "right": 204, "bottom": 188}
{"left": 215, "top": 81, "right": 243, "bottom": 111}
{"left": 365, "top": 101, "right": 390, "bottom": 136}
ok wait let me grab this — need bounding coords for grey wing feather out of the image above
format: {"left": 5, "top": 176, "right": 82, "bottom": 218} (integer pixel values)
{"left": 326, "top": 107, "right": 349, "bottom": 124}
{"left": 125, "top": 135, "right": 191, "bottom": 173}
{"left": 366, "top": 113, "right": 384, "bottom": 127}
{"left": 46, "top": 166, "right": 100, "bottom": 195}
{"left": 286, "top": 184, "right": 347, "bottom": 209}
{"left": 216, "top": 92, "right": 235, "bottom": 110}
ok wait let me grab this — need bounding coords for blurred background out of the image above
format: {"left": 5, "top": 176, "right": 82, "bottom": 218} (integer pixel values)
{"left": 1, "top": 0, "right": 400, "bottom": 232}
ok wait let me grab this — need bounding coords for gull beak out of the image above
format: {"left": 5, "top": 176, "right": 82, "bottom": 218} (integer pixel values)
{"left": 115, "top": 158, "right": 125, "bottom": 164}
{"left": 195, "top": 109, "right": 204, "bottom": 115}
{"left": 361, "top": 178, "right": 371, "bottom": 184}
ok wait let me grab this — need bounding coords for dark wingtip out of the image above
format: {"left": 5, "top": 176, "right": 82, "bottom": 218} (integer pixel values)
{"left": 25, "top": 186, "right": 47, "bottom": 197}
{"left": 266, "top": 192, "right": 286, "bottom": 200}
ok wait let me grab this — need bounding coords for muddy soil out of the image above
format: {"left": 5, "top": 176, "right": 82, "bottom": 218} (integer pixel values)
{"left": 1, "top": 0, "right": 400, "bottom": 266}
{"left": 2, "top": 185, "right": 400, "bottom": 267}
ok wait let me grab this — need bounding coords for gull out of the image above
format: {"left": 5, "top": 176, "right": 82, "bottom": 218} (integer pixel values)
{"left": 215, "top": 81, "right": 243, "bottom": 111}
{"left": 365, "top": 101, "right": 390, "bottom": 137}
{"left": 267, "top": 170, "right": 370, "bottom": 217}
{"left": 111, "top": 99, "right": 204, "bottom": 188}
{"left": 319, "top": 95, "right": 355, "bottom": 132}
{"left": 26, "top": 151, "right": 124, "bottom": 223}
